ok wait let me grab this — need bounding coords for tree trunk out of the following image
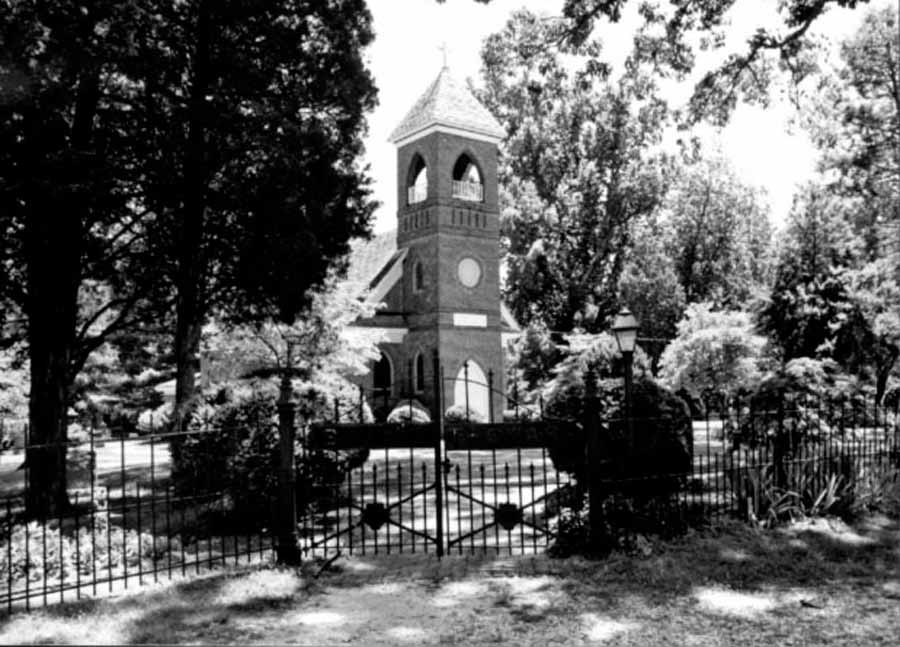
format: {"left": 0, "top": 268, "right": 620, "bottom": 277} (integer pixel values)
{"left": 876, "top": 347, "right": 898, "bottom": 404}
{"left": 22, "top": 65, "right": 98, "bottom": 516}
{"left": 25, "top": 342, "right": 73, "bottom": 518}
{"left": 173, "top": 1, "right": 213, "bottom": 430}
{"left": 23, "top": 126, "right": 82, "bottom": 518}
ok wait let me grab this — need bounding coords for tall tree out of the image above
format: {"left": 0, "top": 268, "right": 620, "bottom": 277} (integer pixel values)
{"left": 617, "top": 216, "right": 686, "bottom": 369}
{"left": 790, "top": 4, "right": 900, "bottom": 397}
{"left": 0, "top": 2, "right": 166, "bottom": 515}
{"left": 132, "top": 1, "right": 377, "bottom": 426}
{"left": 0, "top": 0, "right": 377, "bottom": 515}
{"left": 758, "top": 186, "right": 860, "bottom": 363}
{"left": 800, "top": 4, "right": 899, "bottom": 261}
{"left": 662, "top": 153, "right": 773, "bottom": 307}
{"left": 480, "top": 9, "right": 671, "bottom": 333}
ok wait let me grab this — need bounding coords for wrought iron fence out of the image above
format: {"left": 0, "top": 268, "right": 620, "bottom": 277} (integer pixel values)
{"left": 583, "top": 391, "right": 900, "bottom": 534}
{"left": 2, "top": 381, "right": 899, "bottom": 614}
{"left": 0, "top": 425, "right": 277, "bottom": 614}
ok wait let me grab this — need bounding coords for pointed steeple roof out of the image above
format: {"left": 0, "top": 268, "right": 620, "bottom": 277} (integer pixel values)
{"left": 389, "top": 67, "right": 505, "bottom": 145}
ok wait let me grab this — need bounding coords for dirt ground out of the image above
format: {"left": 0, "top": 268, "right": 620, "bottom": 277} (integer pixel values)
{"left": 2, "top": 514, "right": 899, "bottom": 646}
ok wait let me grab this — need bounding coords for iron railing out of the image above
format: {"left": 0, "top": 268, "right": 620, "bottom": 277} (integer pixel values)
{"left": 451, "top": 180, "right": 483, "bottom": 202}
{"left": 407, "top": 184, "right": 426, "bottom": 205}
{"left": 3, "top": 378, "right": 898, "bottom": 614}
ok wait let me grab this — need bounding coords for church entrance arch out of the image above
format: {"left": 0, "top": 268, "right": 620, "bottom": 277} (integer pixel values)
{"left": 452, "top": 360, "right": 489, "bottom": 420}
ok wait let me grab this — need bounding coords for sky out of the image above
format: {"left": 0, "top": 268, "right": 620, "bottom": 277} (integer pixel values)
{"left": 362, "top": 0, "right": 889, "bottom": 234}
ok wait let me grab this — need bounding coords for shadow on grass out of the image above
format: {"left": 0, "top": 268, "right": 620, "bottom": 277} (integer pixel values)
{"left": 558, "top": 513, "right": 900, "bottom": 604}
{"left": 2, "top": 514, "right": 898, "bottom": 645}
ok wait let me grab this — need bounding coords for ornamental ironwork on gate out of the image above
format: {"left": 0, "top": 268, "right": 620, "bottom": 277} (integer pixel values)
{"left": 299, "top": 358, "right": 580, "bottom": 558}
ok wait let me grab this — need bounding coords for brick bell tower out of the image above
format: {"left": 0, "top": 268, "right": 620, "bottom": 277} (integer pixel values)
{"left": 388, "top": 65, "right": 506, "bottom": 422}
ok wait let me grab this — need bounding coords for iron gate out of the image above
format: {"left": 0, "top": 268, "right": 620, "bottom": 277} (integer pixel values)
{"left": 298, "top": 419, "right": 578, "bottom": 558}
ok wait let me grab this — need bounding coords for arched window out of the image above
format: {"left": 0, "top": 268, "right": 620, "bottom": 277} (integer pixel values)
{"left": 407, "top": 154, "right": 427, "bottom": 205}
{"left": 415, "top": 352, "right": 425, "bottom": 392}
{"left": 373, "top": 353, "right": 392, "bottom": 396}
{"left": 413, "top": 261, "right": 424, "bottom": 292}
{"left": 451, "top": 154, "right": 483, "bottom": 202}
{"left": 453, "top": 360, "right": 490, "bottom": 420}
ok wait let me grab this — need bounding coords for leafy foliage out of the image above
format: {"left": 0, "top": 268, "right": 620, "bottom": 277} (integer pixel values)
{"left": 759, "top": 187, "right": 860, "bottom": 361}
{"left": 0, "top": 1, "right": 378, "bottom": 515}
{"left": 616, "top": 217, "right": 686, "bottom": 368}
{"left": 479, "top": 9, "right": 672, "bottom": 332}
{"left": 658, "top": 303, "right": 768, "bottom": 399}
{"left": 202, "top": 277, "right": 380, "bottom": 388}
{"left": 455, "top": 0, "right": 878, "bottom": 124}
{"left": 171, "top": 390, "right": 368, "bottom": 526}
{"left": 505, "top": 321, "right": 564, "bottom": 404}
{"left": 799, "top": 4, "right": 899, "bottom": 260}
{"left": 542, "top": 333, "right": 691, "bottom": 504}
{"left": 661, "top": 154, "right": 773, "bottom": 307}
{"left": 0, "top": 345, "right": 28, "bottom": 422}
{"left": 1, "top": 515, "right": 178, "bottom": 592}
{"left": 542, "top": 332, "right": 652, "bottom": 420}
{"left": 785, "top": 5, "right": 900, "bottom": 398}
{"left": 726, "top": 357, "right": 881, "bottom": 448}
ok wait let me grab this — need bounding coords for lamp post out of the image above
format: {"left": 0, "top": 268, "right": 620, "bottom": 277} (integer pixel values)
{"left": 612, "top": 307, "right": 639, "bottom": 441}
{"left": 276, "top": 333, "right": 302, "bottom": 565}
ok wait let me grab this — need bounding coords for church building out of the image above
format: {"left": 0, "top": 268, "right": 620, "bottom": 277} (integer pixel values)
{"left": 346, "top": 65, "right": 518, "bottom": 422}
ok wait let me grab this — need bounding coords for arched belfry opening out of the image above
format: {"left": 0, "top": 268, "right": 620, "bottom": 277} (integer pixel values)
{"left": 452, "top": 153, "right": 483, "bottom": 202}
{"left": 407, "top": 154, "right": 427, "bottom": 205}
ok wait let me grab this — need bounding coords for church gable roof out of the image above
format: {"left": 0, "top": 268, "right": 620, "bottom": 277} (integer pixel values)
{"left": 345, "top": 231, "right": 397, "bottom": 287}
{"left": 344, "top": 230, "right": 520, "bottom": 332}
{"left": 389, "top": 67, "right": 505, "bottom": 144}
{"left": 344, "top": 232, "right": 404, "bottom": 305}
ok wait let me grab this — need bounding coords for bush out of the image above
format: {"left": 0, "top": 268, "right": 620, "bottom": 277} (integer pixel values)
{"left": 548, "top": 379, "right": 692, "bottom": 492}
{"left": 727, "top": 358, "right": 882, "bottom": 447}
{"left": 444, "top": 404, "right": 486, "bottom": 423}
{"left": 548, "top": 496, "right": 684, "bottom": 558}
{"left": 730, "top": 446, "right": 900, "bottom": 526}
{"left": 137, "top": 402, "right": 173, "bottom": 435}
{"left": 0, "top": 515, "right": 180, "bottom": 589}
{"left": 295, "top": 376, "right": 375, "bottom": 424}
{"left": 547, "top": 503, "right": 589, "bottom": 558}
{"left": 545, "top": 377, "right": 692, "bottom": 543}
{"left": 170, "top": 390, "right": 369, "bottom": 527}
{"left": 658, "top": 303, "right": 768, "bottom": 399}
{"left": 502, "top": 405, "right": 541, "bottom": 422}
{"left": 387, "top": 399, "right": 431, "bottom": 423}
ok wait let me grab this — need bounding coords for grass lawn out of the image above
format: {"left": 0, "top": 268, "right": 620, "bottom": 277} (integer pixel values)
{"left": 2, "top": 514, "right": 899, "bottom": 646}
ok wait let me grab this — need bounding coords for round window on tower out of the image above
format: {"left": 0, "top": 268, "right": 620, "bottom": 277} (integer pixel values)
{"left": 457, "top": 257, "right": 482, "bottom": 288}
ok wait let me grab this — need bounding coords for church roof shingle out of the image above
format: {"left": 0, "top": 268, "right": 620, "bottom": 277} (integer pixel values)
{"left": 388, "top": 67, "right": 505, "bottom": 144}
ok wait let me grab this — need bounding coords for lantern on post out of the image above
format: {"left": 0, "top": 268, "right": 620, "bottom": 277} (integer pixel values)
{"left": 611, "top": 307, "right": 639, "bottom": 440}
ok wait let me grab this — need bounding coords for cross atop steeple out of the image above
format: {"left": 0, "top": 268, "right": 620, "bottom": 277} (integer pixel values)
{"left": 439, "top": 41, "right": 449, "bottom": 69}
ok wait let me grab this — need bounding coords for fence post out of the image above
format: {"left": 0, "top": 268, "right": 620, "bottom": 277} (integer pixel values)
{"left": 276, "top": 371, "right": 301, "bottom": 565}
{"left": 584, "top": 368, "right": 604, "bottom": 552}
{"left": 773, "top": 398, "right": 787, "bottom": 491}
{"left": 487, "top": 370, "right": 495, "bottom": 424}
{"left": 408, "top": 359, "right": 414, "bottom": 419}
{"left": 431, "top": 351, "right": 445, "bottom": 557}
{"left": 464, "top": 361, "right": 470, "bottom": 423}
